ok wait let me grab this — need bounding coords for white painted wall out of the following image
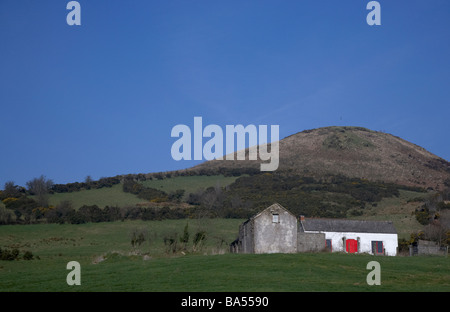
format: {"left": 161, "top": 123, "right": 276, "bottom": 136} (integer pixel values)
{"left": 305, "top": 230, "right": 398, "bottom": 256}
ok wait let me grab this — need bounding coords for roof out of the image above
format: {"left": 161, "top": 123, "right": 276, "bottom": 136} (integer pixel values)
{"left": 248, "top": 203, "right": 295, "bottom": 221}
{"left": 300, "top": 218, "right": 397, "bottom": 234}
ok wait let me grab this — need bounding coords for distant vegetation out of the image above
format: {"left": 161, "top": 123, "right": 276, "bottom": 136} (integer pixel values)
{"left": 0, "top": 171, "right": 436, "bottom": 223}
{"left": 223, "top": 173, "right": 426, "bottom": 218}
{"left": 3, "top": 171, "right": 447, "bottom": 249}
{"left": 51, "top": 176, "right": 121, "bottom": 193}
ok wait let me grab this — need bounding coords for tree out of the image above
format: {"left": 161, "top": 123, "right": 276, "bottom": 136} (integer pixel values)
{"left": 192, "top": 231, "right": 206, "bottom": 252}
{"left": 130, "top": 227, "right": 148, "bottom": 252}
{"left": 84, "top": 175, "right": 93, "bottom": 190}
{"left": 3, "top": 181, "right": 21, "bottom": 198}
{"left": 85, "top": 175, "right": 93, "bottom": 184}
{"left": 180, "top": 223, "right": 190, "bottom": 250}
{"left": 168, "top": 189, "right": 185, "bottom": 203}
{"left": 424, "top": 220, "right": 447, "bottom": 245}
{"left": 78, "top": 205, "right": 104, "bottom": 223}
{"left": 163, "top": 232, "right": 179, "bottom": 254}
{"left": 45, "top": 200, "right": 75, "bottom": 224}
{"left": 26, "top": 175, "right": 53, "bottom": 207}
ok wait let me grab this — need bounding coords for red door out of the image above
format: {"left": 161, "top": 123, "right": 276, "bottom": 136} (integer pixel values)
{"left": 346, "top": 239, "right": 358, "bottom": 253}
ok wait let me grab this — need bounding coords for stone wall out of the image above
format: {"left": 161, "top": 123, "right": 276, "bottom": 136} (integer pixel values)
{"left": 297, "top": 232, "right": 326, "bottom": 252}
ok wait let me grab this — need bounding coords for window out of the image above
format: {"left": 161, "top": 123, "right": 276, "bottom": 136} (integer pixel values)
{"left": 325, "top": 239, "right": 332, "bottom": 251}
{"left": 272, "top": 214, "right": 279, "bottom": 223}
{"left": 371, "top": 241, "right": 384, "bottom": 255}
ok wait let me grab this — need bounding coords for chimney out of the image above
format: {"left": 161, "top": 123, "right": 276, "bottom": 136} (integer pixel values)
{"left": 299, "top": 215, "right": 305, "bottom": 222}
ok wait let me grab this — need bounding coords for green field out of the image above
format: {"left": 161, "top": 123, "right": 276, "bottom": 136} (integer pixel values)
{"left": 43, "top": 175, "right": 240, "bottom": 209}
{"left": 140, "top": 175, "right": 241, "bottom": 199}
{"left": 46, "top": 184, "right": 144, "bottom": 208}
{"left": 0, "top": 219, "right": 449, "bottom": 292}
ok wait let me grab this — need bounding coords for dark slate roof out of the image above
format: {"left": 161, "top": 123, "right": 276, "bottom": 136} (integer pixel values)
{"left": 300, "top": 219, "right": 397, "bottom": 234}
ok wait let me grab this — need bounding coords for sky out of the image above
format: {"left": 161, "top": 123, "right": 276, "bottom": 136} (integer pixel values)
{"left": 0, "top": 0, "right": 449, "bottom": 188}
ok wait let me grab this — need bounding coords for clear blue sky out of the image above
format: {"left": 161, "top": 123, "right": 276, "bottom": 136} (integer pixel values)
{"left": 1, "top": 0, "right": 449, "bottom": 187}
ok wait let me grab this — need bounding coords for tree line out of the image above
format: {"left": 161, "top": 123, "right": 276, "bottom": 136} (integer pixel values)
{"left": 1, "top": 172, "right": 448, "bottom": 233}
{"left": 45, "top": 201, "right": 192, "bottom": 224}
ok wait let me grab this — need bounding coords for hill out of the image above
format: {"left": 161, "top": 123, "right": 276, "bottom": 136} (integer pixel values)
{"left": 2, "top": 126, "right": 449, "bottom": 229}
{"left": 190, "top": 126, "right": 450, "bottom": 191}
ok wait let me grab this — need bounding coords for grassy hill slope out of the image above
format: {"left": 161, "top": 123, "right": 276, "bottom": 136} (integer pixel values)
{"left": 140, "top": 175, "right": 241, "bottom": 200}
{"left": 44, "top": 175, "right": 240, "bottom": 209}
{"left": 45, "top": 184, "right": 144, "bottom": 208}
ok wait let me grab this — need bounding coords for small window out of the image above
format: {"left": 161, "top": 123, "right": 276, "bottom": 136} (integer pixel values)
{"left": 326, "top": 239, "right": 332, "bottom": 251}
{"left": 371, "top": 241, "right": 384, "bottom": 255}
{"left": 272, "top": 214, "right": 279, "bottom": 223}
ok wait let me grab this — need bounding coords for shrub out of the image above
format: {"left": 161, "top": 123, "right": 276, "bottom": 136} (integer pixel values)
{"left": 78, "top": 205, "right": 104, "bottom": 223}
{"left": 130, "top": 228, "right": 147, "bottom": 249}
{"left": 192, "top": 231, "right": 207, "bottom": 252}
{"left": 0, "top": 247, "right": 20, "bottom": 261}
{"left": 163, "top": 232, "right": 179, "bottom": 254}
{"left": 0, "top": 206, "right": 15, "bottom": 225}
{"left": 180, "top": 223, "right": 190, "bottom": 250}
{"left": 45, "top": 201, "right": 75, "bottom": 224}
{"left": 415, "top": 206, "right": 430, "bottom": 225}
{"left": 23, "top": 251, "right": 34, "bottom": 260}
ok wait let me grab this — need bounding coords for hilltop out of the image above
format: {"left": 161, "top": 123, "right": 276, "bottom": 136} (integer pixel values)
{"left": 190, "top": 126, "right": 450, "bottom": 190}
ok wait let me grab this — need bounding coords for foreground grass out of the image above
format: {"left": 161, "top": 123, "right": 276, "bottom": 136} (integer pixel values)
{"left": 1, "top": 252, "right": 449, "bottom": 292}
{"left": 0, "top": 220, "right": 449, "bottom": 292}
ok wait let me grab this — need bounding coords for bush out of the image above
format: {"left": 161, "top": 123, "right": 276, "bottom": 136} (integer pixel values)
{"left": 78, "top": 205, "right": 104, "bottom": 223}
{"left": 103, "top": 206, "right": 122, "bottom": 222}
{"left": 180, "top": 223, "right": 190, "bottom": 250}
{"left": 23, "top": 251, "right": 34, "bottom": 260}
{"left": 122, "top": 179, "right": 169, "bottom": 201}
{"left": 0, "top": 247, "right": 20, "bottom": 261}
{"left": 192, "top": 231, "right": 207, "bottom": 252}
{"left": 0, "top": 206, "right": 15, "bottom": 225}
{"left": 45, "top": 201, "right": 74, "bottom": 224}
{"left": 415, "top": 206, "right": 430, "bottom": 225}
{"left": 130, "top": 228, "right": 147, "bottom": 250}
{"left": 163, "top": 232, "right": 179, "bottom": 254}
{"left": 437, "top": 201, "right": 450, "bottom": 210}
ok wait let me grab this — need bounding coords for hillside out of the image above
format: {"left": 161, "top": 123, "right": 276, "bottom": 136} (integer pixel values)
{"left": 2, "top": 126, "right": 449, "bottom": 229}
{"left": 190, "top": 126, "right": 450, "bottom": 190}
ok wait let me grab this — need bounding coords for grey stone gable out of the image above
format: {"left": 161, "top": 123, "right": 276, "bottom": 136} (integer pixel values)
{"left": 250, "top": 202, "right": 296, "bottom": 221}
{"left": 300, "top": 218, "right": 397, "bottom": 234}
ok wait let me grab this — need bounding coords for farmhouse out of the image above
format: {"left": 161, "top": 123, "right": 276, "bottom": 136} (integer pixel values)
{"left": 299, "top": 216, "right": 398, "bottom": 256}
{"left": 230, "top": 203, "right": 398, "bottom": 256}
{"left": 230, "top": 203, "right": 298, "bottom": 254}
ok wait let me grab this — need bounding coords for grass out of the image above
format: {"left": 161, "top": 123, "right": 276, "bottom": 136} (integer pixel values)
{"left": 45, "top": 184, "right": 144, "bottom": 209}
{"left": 140, "top": 175, "right": 241, "bottom": 199}
{"left": 42, "top": 175, "right": 241, "bottom": 209}
{"left": 351, "top": 190, "right": 426, "bottom": 240}
{"left": 0, "top": 219, "right": 449, "bottom": 292}
{"left": 322, "top": 128, "right": 375, "bottom": 150}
